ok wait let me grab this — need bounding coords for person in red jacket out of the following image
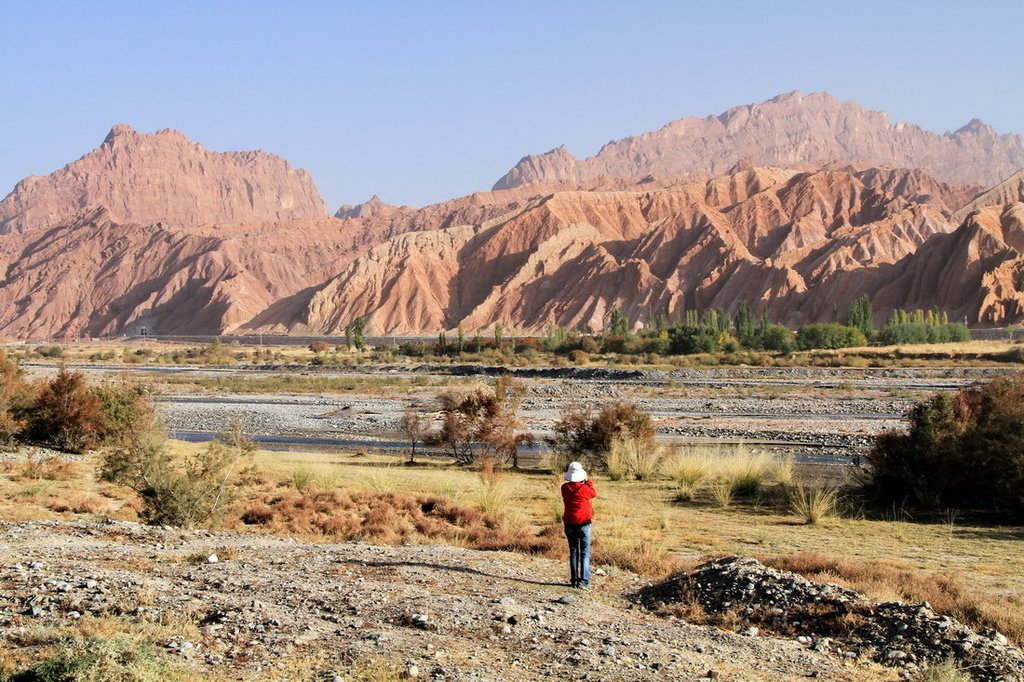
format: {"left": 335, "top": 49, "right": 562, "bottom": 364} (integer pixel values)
{"left": 561, "top": 461, "right": 598, "bottom": 588}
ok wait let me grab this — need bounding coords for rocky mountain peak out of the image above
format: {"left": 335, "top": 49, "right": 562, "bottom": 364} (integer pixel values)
{"left": 335, "top": 195, "right": 412, "bottom": 219}
{"left": 0, "top": 125, "right": 327, "bottom": 234}
{"left": 955, "top": 118, "right": 993, "bottom": 136}
{"left": 493, "top": 92, "right": 1024, "bottom": 190}
{"left": 103, "top": 123, "right": 137, "bottom": 143}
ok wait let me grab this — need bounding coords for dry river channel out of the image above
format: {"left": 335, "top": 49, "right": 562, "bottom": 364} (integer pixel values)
{"left": 23, "top": 363, "right": 1021, "bottom": 467}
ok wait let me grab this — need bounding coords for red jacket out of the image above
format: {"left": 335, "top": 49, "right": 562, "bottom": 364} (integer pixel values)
{"left": 561, "top": 479, "right": 598, "bottom": 526}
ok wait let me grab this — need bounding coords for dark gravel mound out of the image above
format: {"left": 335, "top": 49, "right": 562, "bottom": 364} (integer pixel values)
{"left": 638, "top": 556, "right": 1024, "bottom": 681}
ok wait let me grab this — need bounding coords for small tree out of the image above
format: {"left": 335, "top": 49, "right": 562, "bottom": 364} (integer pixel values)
{"left": 796, "top": 323, "right": 868, "bottom": 350}
{"left": 846, "top": 294, "right": 874, "bottom": 338}
{"left": 608, "top": 308, "right": 630, "bottom": 336}
{"left": 431, "top": 377, "right": 533, "bottom": 466}
{"left": 400, "top": 405, "right": 430, "bottom": 464}
{"left": 352, "top": 317, "right": 367, "bottom": 351}
{"left": 433, "top": 389, "right": 487, "bottom": 464}
{"left": 482, "top": 376, "right": 533, "bottom": 468}
{"left": 733, "top": 302, "right": 755, "bottom": 345}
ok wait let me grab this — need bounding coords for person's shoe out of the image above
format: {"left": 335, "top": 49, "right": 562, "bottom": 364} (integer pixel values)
{"left": 577, "top": 581, "right": 589, "bottom": 590}
{"left": 569, "top": 580, "right": 578, "bottom": 588}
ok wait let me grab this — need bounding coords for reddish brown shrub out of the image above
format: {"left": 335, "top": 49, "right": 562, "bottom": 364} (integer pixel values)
{"left": 27, "top": 367, "right": 106, "bottom": 453}
{"left": 240, "top": 504, "right": 274, "bottom": 525}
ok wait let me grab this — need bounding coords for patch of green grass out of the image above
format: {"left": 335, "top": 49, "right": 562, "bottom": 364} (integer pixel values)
{"left": 10, "top": 634, "right": 191, "bottom": 682}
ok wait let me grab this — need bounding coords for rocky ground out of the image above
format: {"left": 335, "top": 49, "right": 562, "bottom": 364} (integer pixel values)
{"left": 0, "top": 520, "right": 897, "bottom": 681}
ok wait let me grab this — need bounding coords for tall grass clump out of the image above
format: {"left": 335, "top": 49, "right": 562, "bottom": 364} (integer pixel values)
{"left": 664, "top": 446, "right": 712, "bottom": 501}
{"left": 917, "top": 660, "right": 970, "bottom": 682}
{"left": 476, "top": 457, "right": 509, "bottom": 515}
{"left": 291, "top": 467, "right": 316, "bottom": 492}
{"left": 715, "top": 443, "right": 769, "bottom": 497}
{"left": 631, "top": 443, "right": 664, "bottom": 481}
{"left": 773, "top": 454, "right": 795, "bottom": 488}
{"left": 709, "top": 478, "right": 734, "bottom": 509}
{"left": 605, "top": 438, "right": 629, "bottom": 481}
{"left": 788, "top": 484, "right": 841, "bottom": 525}
{"left": 607, "top": 436, "right": 664, "bottom": 481}
{"left": 592, "top": 538, "right": 679, "bottom": 577}
{"left": 364, "top": 462, "right": 398, "bottom": 492}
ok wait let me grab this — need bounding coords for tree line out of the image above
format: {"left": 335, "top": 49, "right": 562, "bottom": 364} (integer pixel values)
{"left": 387, "top": 296, "right": 971, "bottom": 360}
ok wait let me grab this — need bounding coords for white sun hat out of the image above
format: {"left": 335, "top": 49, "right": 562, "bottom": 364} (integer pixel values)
{"left": 564, "top": 461, "right": 588, "bottom": 483}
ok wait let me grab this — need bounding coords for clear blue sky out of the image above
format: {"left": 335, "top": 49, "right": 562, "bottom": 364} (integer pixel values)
{"left": 2, "top": 1, "right": 1022, "bottom": 211}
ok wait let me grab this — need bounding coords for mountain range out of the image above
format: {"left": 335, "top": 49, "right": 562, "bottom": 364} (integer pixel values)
{"left": 2, "top": 91, "right": 1024, "bottom": 339}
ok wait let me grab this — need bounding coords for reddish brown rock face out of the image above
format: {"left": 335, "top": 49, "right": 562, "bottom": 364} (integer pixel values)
{"left": 2, "top": 97, "right": 1024, "bottom": 339}
{"left": 0, "top": 124, "right": 327, "bottom": 234}
{"left": 493, "top": 92, "right": 1024, "bottom": 191}
{"left": 299, "top": 167, "right": 980, "bottom": 335}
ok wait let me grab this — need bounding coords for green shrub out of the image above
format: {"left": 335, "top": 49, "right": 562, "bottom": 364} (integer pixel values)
{"left": 101, "top": 423, "right": 255, "bottom": 527}
{"left": 756, "top": 324, "right": 796, "bottom": 352}
{"left": 866, "top": 373, "right": 1024, "bottom": 513}
{"left": 11, "top": 634, "right": 189, "bottom": 682}
{"left": 0, "top": 349, "right": 31, "bottom": 446}
{"left": 92, "top": 381, "right": 159, "bottom": 448}
{"left": 796, "top": 323, "right": 867, "bottom": 350}
{"left": 669, "top": 327, "right": 720, "bottom": 354}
